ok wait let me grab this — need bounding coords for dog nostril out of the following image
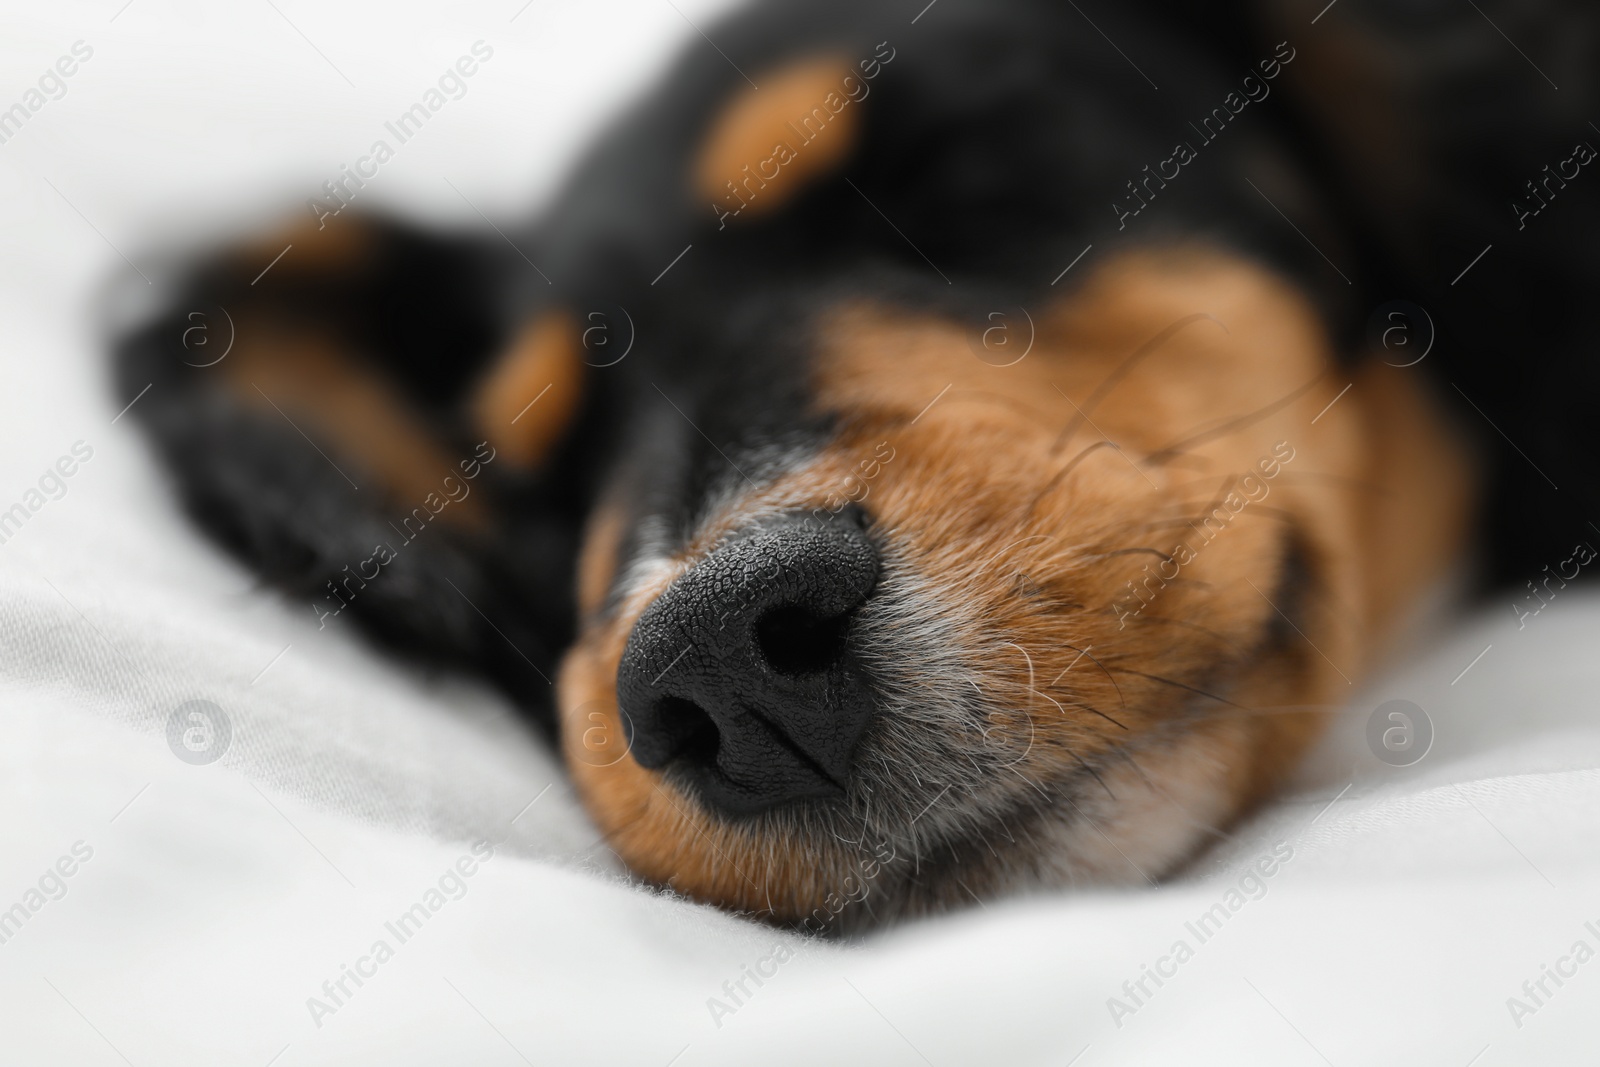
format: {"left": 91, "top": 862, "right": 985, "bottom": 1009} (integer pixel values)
{"left": 647, "top": 696, "right": 721, "bottom": 766}
{"left": 755, "top": 604, "right": 853, "bottom": 675}
{"left": 615, "top": 511, "right": 880, "bottom": 814}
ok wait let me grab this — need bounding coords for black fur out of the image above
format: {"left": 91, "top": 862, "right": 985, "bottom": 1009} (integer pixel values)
{"left": 116, "top": 0, "right": 1600, "bottom": 730}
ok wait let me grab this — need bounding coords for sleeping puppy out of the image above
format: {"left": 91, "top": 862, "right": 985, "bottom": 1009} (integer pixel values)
{"left": 116, "top": 0, "right": 1599, "bottom": 930}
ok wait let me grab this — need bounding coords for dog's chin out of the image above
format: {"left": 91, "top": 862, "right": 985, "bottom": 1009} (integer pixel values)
{"left": 559, "top": 603, "right": 1259, "bottom": 932}
{"left": 835, "top": 712, "right": 1256, "bottom": 932}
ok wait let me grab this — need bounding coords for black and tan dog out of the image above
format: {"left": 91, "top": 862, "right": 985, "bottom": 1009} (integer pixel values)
{"left": 116, "top": 0, "right": 1599, "bottom": 929}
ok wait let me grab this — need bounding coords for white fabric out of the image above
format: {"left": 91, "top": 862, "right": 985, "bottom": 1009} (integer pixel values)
{"left": 4, "top": 3, "right": 1599, "bottom": 1063}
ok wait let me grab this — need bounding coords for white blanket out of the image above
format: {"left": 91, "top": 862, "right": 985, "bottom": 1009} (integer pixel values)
{"left": 4, "top": 3, "right": 1598, "bottom": 1063}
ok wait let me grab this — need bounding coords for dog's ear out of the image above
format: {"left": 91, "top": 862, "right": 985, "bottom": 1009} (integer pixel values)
{"left": 692, "top": 54, "right": 864, "bottom": 222}
{"left": 115, "top": 216, "right": 592, "bottom": 730}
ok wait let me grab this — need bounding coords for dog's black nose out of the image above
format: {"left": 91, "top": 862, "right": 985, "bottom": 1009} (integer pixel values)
{"left": 616, "top": 511, "right": 880, "bottom": 815}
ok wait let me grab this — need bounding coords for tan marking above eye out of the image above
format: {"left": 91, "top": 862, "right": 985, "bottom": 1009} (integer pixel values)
{"left": 692, "top": 54, "right": 863, "bottom": 221}
{"left": 231, "top": 215, "right": 377, "bottom": 277}
{"left": 471, "top": 311, "right": 586, "bottom": 471}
